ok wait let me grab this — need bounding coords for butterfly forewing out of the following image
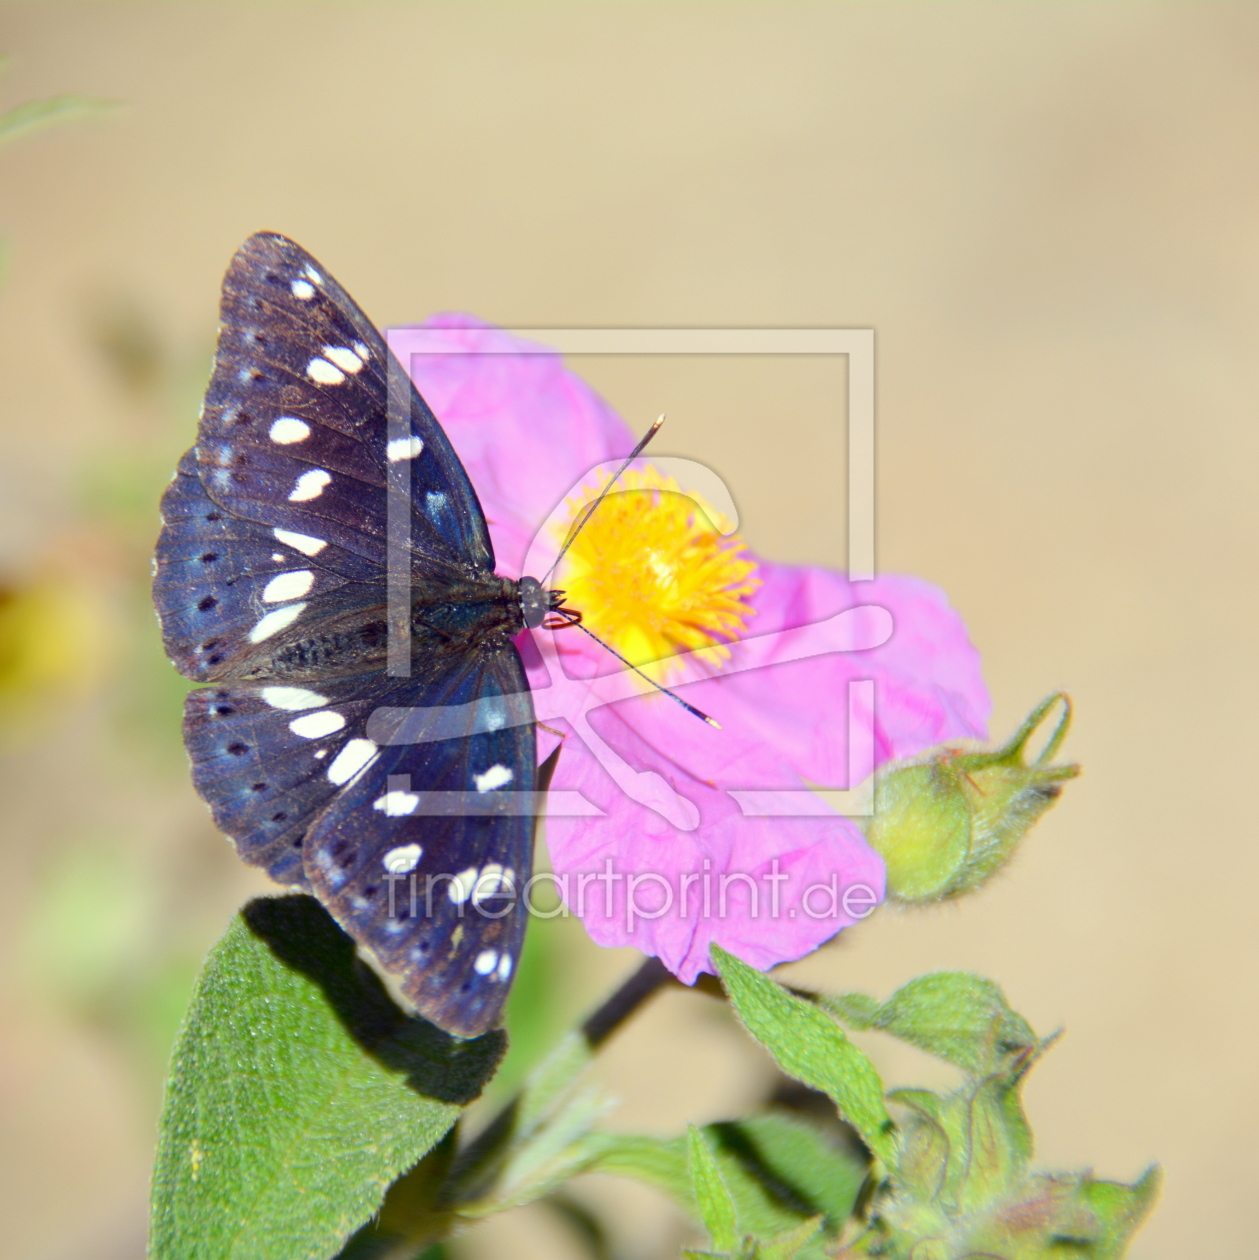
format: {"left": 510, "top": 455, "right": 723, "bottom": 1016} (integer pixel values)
{"left": 155, "top": 233, "right": 497, "bottom": 679}
{"left": 153, "top": 233, "right": 538, "bottom": 1037}
{"left": 156, "top": 448, "right": 383, "bottom": 681}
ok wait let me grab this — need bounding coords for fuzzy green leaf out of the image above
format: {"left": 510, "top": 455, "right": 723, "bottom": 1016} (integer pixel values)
{"left": 759, "top": 1215, "right": 825, "bottom": 1260}
{"left": 590, "top": 1113, "right": 865, "bottom": 1250}
{"left": 689, "top": 1126, "right": 740, "bottom": 1253}
{"left": 712, "top": 947, "right": 895, "bottom": 1167}
{"left": 822, "top": 972, "right": 1038, "bottom": 1076}
{"left": 150, "top": 896, "right": 505, "bottom": 1260}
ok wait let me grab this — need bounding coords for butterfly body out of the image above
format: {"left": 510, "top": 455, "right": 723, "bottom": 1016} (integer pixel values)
{"left": 154, "top": 233, "right": 562, "bottom": 1037}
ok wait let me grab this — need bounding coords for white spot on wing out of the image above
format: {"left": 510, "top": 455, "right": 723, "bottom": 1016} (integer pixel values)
{"left": 448, "top": 867, "right": 479, "bottom": 905}
{"left": 374, "top": 790, "right": 420, "bottom": 817}
{"left": 307, "top": 357, "right": 345, "bottom": 385}
{"left": 269, "top": 417, "right": 311, "bottom": 444}
{"left": 260, "top": 686, "right": 327, "bottom": 710}
{"left": 289, "top": 469, "right": 331, "bottom": 501}
{"left": 425, "top": 490, "right": 447, "bottom": 516}
{"left": 291, "top": 279, "right": 315, "bottom": 300}
{"left": 323, "top": 345, "right": 365, "bottom": 374}
{"left": 383, "top": 843, "right": 423, "bottom": 874}
{"left": 496, "top": 954, "right": 513, "bottom": 981}
{"left": 289, "top": 710, "right": 345, "bottom": 739}
{"left": 248, "top": 603, "right": 307, "bottom": 643}
{"left": 387, "top": 436, "right": 424, "bottom": 462}
{"left": 474, "top": 950, "right": 498, "bottom": 975}
{"left": 474, "top": 764, "right": 513, "bottom": 793}
{"left": 353, "top": 342, "right": 370, "bottom": 360}
{"left": 327, "top": 738, "right": 379, "bottom": 785}
{"left": 472, "top": 863, "right": 515, "bottom": 908}
{"left": 273, "top": 528, "right": 327, "bottom": 556}
{"left": 304, "top": 265, "right": 322, "bottom": 284}
{"left": 262, "top": 570, "right": 315, "bottom": 602}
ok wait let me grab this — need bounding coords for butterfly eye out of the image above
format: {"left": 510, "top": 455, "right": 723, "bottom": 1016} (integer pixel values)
{"left": 519, "top": 575, "right": 548, "bottom": 629}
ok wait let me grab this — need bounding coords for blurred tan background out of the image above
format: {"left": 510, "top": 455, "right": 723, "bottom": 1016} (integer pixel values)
{"left": 0, "top": 4, "right": 1254, "bottom": 1258}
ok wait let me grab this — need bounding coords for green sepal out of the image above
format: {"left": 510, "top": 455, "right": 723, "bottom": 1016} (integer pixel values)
{"left": 150, "top": 896, "right": 504, "bottom": 1260}
{"left": 836, "top": 974, "right": 1158, "bottom": 1260}
{"left": 1071, "top": 1165, "right": 1162, "bottom": 1259}
{"left": 712, "top": 946, "right": 896, "bottom": 1168}
{"left": 885, "top": 1089, "right": 950, "bottom": 1204}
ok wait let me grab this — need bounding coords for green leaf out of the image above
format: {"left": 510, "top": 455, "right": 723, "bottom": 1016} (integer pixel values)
{"left": 759, "top": 1215, "right": 825, "bottom": 1260}
{"left": 150, "top": 896, "right": 505, "bottom": 1260}
{"left": 0, "top": 93, "right": 117, "bottom": 146}
{"left": 689, "top": 1126, "right": 740, "bottom": 1253}
{"left": 444, "top": 955, "right": 673, "bottom": 1210}
{"left": 712, "top": 947, "right": 895, "bottom": 1167}
{"left": 459, "top": 1082, "right": 615, "bottom": 1215}
{"left": 822, "top": 972, "right": 1039, "bottom": 1076}
{"left": 331, "top": 1136, "right": 458, "bottom": 1260}
{"left": 444, "top": 1024, "right": 595, "bottom": 1209}
{"left": 590, "top": 1113, "right": 866, "bottom": 1249}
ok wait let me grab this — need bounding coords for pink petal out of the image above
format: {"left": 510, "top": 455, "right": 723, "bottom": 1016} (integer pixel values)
{"left": 544, "top": 700, "right": 886, "bottom": 982}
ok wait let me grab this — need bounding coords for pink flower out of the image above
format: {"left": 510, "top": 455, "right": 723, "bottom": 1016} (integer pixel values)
{"left": 393, "top": 317, "right": 990, "bottom": 983}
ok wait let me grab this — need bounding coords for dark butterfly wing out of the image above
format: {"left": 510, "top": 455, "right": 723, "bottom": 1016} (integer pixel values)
{"left": 305, "top": 648, "right": 536, "bottom": 1038}
{"left": 153, "top": 232, "right": 494, "bottom": 681}
{"left": 154, "top": 233, "right": 539, "bottom": 1038}
{"left": 182, "top": 649, "right": 535, "bottom": 1036}
{"left": 155, "top": 446, "right": 382, "bottom": 684}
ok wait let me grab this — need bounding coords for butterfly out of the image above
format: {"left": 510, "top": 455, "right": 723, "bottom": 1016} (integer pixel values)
{"left": 152, "top": 233, "right": 574, "bottom": 1038}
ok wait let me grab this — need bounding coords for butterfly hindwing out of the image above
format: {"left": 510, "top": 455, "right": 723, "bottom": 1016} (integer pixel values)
{"left": 181, "top": 670, "right": 396, "bottom": 890}
{"left": 304, "top": 648, "right": 536, "bottom": 1038}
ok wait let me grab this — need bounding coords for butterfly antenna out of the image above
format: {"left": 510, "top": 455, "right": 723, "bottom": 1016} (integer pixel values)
{"left": 573, "top": 619, "right": 721, "bottom": 729}
{"left": 540, "top": 415, "right": 665, "bottom": 586}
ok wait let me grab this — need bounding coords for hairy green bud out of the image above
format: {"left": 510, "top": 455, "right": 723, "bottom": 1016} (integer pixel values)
{"left": 866, "top": 695, "right": 1079, "bottom": 904}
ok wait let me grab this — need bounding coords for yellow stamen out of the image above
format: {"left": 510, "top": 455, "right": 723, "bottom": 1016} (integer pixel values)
{"left": 554, "top": 466, "right": 759, "bottom": 679}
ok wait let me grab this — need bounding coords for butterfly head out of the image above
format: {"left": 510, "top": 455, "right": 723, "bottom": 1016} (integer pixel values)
{"left": 518, "top": 575, "right": 578, "bottom": 631}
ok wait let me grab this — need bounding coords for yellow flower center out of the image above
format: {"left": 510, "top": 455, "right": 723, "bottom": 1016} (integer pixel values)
{"left": 554, "top": 466, "right": 759, "bottom": 676}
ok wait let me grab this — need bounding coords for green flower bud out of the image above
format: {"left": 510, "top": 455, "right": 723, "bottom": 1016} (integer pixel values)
{"left": 834, "top": 975, "right": 1160, "bottom": 1259}
{"left": 865, "top": 695, "right": 1079, "bottom": 904}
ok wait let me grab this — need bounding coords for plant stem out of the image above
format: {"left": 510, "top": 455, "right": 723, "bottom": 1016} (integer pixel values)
{"left": 445, "top": 956, "right": 674, "bottom": 1205}
{"left": 580, "top": 955, "right": 673, "bottom": 1049}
